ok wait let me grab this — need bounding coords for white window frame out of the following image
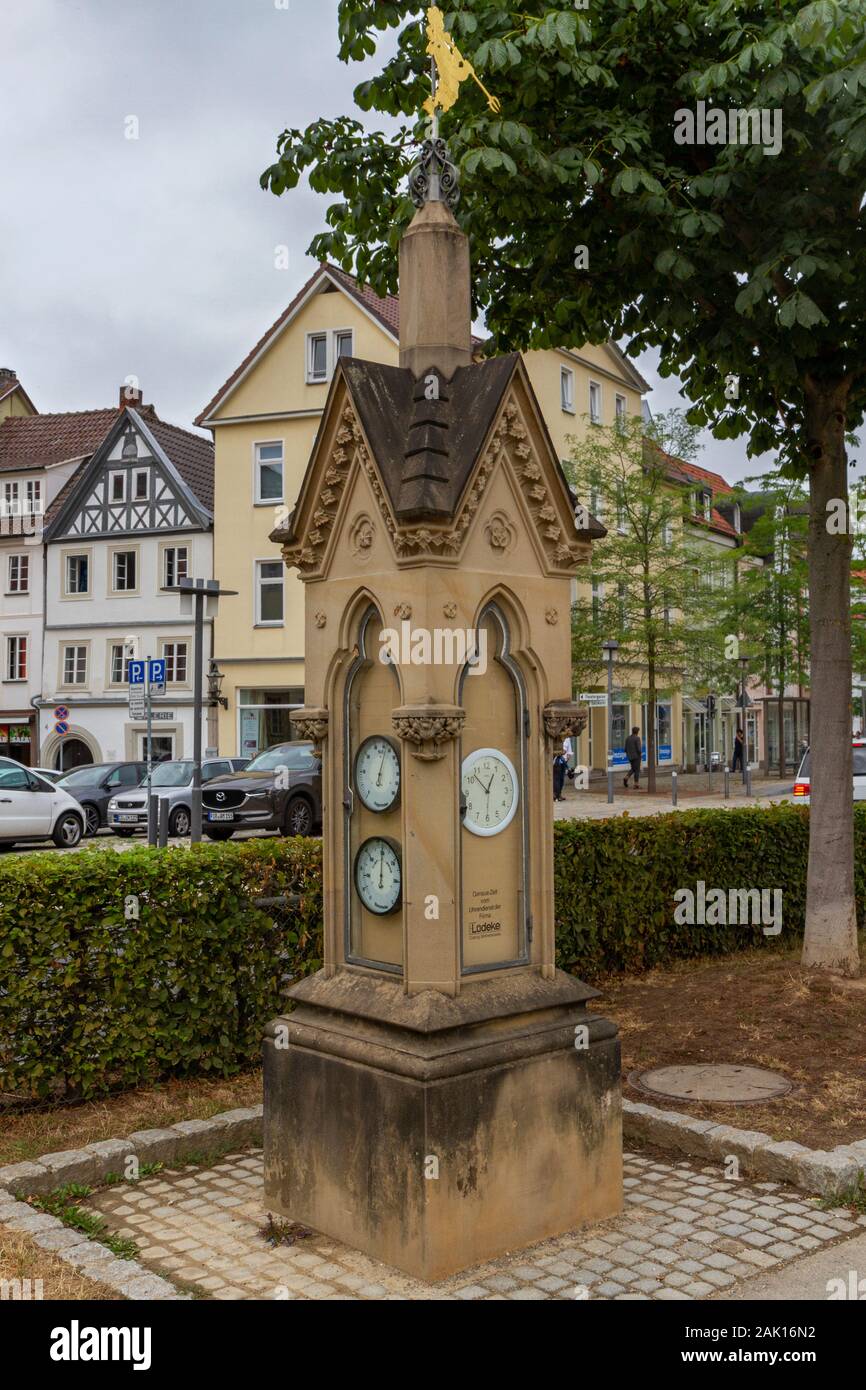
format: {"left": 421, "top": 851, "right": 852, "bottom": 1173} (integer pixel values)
{"left": 133, "top": 468, "right": 150, "bottom": 501}
{"left": 703, "top": 491, "right": 712, "bottom": 521}
{"left": 5, "top": 634, "right": 28, "bottom": 682}
{"left": 108, "top": 471, "right": 127, "bottom": 504}
{"left": 7, "top": 554, "right": 29, "bottom": 595}
{"left": 255, "top": 558, "right": 285, "bottom": 627}
{"left": 589, "top": 380, "right": 602, "bottom": 425}
{"left": 160, "top": 542, "right": 189, "bottom": 590}
{"left": 25, "top": 478, "right": 43, "bottom": 516}
{"left": 63, "top": 549, "right": 92, "bottom": 598}
{"left": 560, "top": 367, "right": 575, "bottom": 415}
{"left": 160, "top": 639, "right": 190, "bottom": 686}
{"left": 61, "top": 642, "right": 89, "bottom": 688}
{"left": 253, "top": 441, "right": 285, "bottom": 505}
{"left": 109, "top": 546, "right": 139, "bottom": 596}
{"left": 615, "top": 394, "right": 627, "bottom": 427}
{"left": 2, "top": 481, "right": 19, "bottom": 518}
{"left": 305, "top": 329, "right": 354, "bottom": 385}
{"left": 108, "top": 641, "right": 131, "bottom": 688}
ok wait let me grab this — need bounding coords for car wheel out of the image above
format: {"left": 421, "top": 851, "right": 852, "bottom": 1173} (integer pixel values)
{"left": 111, "top": 829, "right": 137, "bottom": 838}
{"left": 169, "top": 806, "right": 191, "bottom": 838}
{"left": 53, "top": 813, "right": 83, "bottom": 849}
{"left": 205, "top": 828, "right": 235, "bottom": 842}
{"left": 284, "top": 796, "right": 313, "bottom": 837}
{"left": 83, "top": 804, "right": 100, "bottom": 837}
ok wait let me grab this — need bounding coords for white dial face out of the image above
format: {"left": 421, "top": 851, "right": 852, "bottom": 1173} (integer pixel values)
{"left": 355, "top": 736, "right": 400, "bottom": 813}
{"left": 354, "top": 837, "right": 402, "bottom": 915}
{"left": 461, "top": 748, "right": 520, "bottom": 837}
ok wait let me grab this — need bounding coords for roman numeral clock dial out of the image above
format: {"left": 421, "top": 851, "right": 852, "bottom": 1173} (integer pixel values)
{"left": 461, "top": 748, "right": 520, "bottom": 837}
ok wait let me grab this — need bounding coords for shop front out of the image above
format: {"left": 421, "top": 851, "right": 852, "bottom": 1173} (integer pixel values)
{"left": 0, "top": 714, "right": 35, "bottom": 767}
{"left": 237, "top": 687, "right": 305, "bottom": 760}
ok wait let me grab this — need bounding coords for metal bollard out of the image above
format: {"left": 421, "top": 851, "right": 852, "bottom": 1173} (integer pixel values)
{"left": 147, "top": 794, "right": 158, "bottom": 847}
{"left": 671, "top": 769, "right": 678, "bottom": 807}
{"left": 158, "top": 796, "right": 169, "bottom": 848}
{"left": 746, "top": 766, "right": 753, "bottom": 797}
{"left": 724, "top": 769, "right": 730, "bottom": 799}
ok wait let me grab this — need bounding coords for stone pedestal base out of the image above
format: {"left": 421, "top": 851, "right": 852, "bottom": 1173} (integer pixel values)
{"left": 263, "top": 969, "right": 622, "bottom": 1282}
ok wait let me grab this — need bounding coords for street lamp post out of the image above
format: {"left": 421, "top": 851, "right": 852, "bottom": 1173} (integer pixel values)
{"left": 163, "top": 579, "right": 237, "bottom": 844}
{"left": 602, "top": 640, "right": 620, "bottom": 806}
{"left": 738, "top": 654, "right": 750, "bottom": 789}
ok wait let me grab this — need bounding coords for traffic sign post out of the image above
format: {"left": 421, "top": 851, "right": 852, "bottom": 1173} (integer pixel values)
{"left": 54, "top": 706, "right": 70, "bottom": 772}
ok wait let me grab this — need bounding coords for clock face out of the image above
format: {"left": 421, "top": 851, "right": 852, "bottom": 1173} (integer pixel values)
{"left": 354, "top": 735, "right": 401, "bottom": 813}
{"left": 354, "top": 836, "right": 402, "bottom": 916}
{"left": 461, "top": 748, "right": 520, "bottom": 838}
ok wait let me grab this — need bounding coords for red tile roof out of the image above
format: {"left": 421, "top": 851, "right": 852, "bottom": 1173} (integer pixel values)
{"left": 0, "top": 408, "right": 118, "bottom": 473}
{"left": 648, "top": 441, "right": 739, "bottom": 539}
{"left": 0, "top": 373, "right": 37, "bottom": 414}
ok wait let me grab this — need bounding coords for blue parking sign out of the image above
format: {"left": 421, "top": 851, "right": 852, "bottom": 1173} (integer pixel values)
{"left": 149, "top": 658, "right": 166, "bottom": 694}
{"left": 128, "top": 660, "right": 145, "bottom": 687}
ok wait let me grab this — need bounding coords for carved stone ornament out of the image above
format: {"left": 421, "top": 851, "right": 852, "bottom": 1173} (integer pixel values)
{"left": 289, "top": 707, "right": 329, "bottom": 756}
{"left": 546, "top": 608, "right": 559, "bottom": 626}
{"left": 314, "top": 611, "right": 327, "bottom": 630}
{"left": 543, "top": 701, "right": 588, "bottom": 744}
{"left": 484, "top": 510, "right": 516, "bottom": 554}
{"left": 394, "top": 602, "right": 412, "bottom": 621}
{"left": 282, "top": 406, "right": 363, "bottom": 576}
{"left": 350, "top": 513, "right": 375, "bottom": 562}
{"left": 392, "top": 703, "right": 465, "bottom": 762}
{"left": 443, "top": 601, "right": 458, "bottom": 620}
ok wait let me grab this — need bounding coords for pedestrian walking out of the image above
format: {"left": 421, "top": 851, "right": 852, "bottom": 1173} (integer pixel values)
{"left": 623, "top": 727, "right": 642, "bottom": 788}
{"left": 553, "top": 747, "right": 567, "bottom": 802}
{"left": 731, "top": 727, "right": 745, "bottom": 773}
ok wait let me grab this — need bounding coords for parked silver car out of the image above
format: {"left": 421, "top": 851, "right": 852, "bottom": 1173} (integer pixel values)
{"left": 106, "top": 758, "right": 235, "bottom": 837}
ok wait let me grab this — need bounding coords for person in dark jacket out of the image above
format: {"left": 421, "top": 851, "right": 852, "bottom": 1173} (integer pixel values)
{"left": 623, "top": 727, "right": 642, "bottom": 787}
{"left": 553, "top": 749, "right": 568, "bottom": 802}
{"left": 731, "top": 727, "right": 745, "bottom": 773}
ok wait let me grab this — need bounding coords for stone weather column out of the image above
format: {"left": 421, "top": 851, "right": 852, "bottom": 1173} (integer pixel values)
{"left": 263, "top": 135, "right": 622, "bottom": 1282}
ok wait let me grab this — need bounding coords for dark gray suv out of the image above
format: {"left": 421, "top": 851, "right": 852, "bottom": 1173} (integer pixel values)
{"left": 56, "top": 761, "right": 147, "bottom": 836}
{"left": 201, "top": 742, "right": 322, "bottom": 841}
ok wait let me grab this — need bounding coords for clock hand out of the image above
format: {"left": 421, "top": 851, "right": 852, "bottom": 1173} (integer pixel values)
{"left": 379, "top": 847, "right": 385, "bottom": 890}
{"left": 376, "top": 751, "right": 386, "bottom": 786}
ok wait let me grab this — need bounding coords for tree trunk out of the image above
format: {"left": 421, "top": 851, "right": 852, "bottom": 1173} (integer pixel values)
{"left": 802, "top": 376, "right": 860, "bottom": 976}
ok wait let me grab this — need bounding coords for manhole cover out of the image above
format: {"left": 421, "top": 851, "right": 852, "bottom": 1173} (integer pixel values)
{"left": 629, "top": 1064, "right": 792, "bottom": 1104}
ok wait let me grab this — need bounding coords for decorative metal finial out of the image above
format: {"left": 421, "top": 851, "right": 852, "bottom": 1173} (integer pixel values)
{"left": 409, "top": 137, "right": 461, "bottom": 210}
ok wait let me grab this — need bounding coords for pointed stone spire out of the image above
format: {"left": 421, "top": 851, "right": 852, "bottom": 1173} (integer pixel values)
{"left": 398, "top": 196, "right": 472, "bottom": 381}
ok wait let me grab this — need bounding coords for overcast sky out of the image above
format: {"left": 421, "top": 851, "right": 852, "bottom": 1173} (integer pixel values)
{"left": 1, "top": 0, "right": 855, "bottom": 487}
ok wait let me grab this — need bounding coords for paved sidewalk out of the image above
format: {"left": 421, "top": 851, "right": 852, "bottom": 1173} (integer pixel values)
{"left": 83, "top": 1150, "right": 866, "bottom": 1301}
{"left": 554, "top": 778, "right": 794, "bottom": 821}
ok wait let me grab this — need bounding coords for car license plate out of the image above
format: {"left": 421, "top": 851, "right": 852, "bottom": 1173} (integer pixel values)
{"left": 208, "top": 811, "right": 234, "bottom": 822}
{"left": 119, "top": 814, "right": 139, "bottom": 823}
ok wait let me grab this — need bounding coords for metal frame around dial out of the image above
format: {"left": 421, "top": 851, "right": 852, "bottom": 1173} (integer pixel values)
{"left": 353, "top": 734, "right": 402, "bottom": 813}
{"left": 460, "top": 746, "right": 520, "bottom": 838}
{"left": 353, "top": 835, "right": 403, "bottom": 916}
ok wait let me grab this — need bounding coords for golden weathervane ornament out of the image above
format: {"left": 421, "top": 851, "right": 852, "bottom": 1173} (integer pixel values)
{"left": 423, "top": 6, "right": 501, "bottom": 124}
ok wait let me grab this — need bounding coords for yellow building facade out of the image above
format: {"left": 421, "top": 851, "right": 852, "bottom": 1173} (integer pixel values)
{"left": 197, "top": 266, "right": 655, "bottom": 767}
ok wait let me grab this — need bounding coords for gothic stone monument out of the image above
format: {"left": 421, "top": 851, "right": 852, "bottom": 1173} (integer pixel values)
{"left": 264, "top": 145, "right": 622, "bottom": 1282}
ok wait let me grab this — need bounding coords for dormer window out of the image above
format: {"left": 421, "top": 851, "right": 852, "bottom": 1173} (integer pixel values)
{"left": 703, "top": 491, "right": 712, "bottom": 521}
{"left": 733, "top": 503, "right": 741, "bottom": 533}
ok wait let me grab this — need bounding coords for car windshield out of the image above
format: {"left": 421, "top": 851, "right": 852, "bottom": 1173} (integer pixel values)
{"left": 58, "top": 767, "right": 105, "bottom": 787}
{"left": 246, "top": 745, "right": 314, "bottom": 773}
{"left": 150, "top": 762, "right": 193, "bottom": 788}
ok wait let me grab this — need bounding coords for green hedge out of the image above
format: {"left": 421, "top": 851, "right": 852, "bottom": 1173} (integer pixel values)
{"left": 0, "top": 838, "right": 322, "bottom": 1103}
{"left": 555, "top": 802, "right": 866, "bottom": 975}
{"left": 1, "top": 805, "right": 861, "bottom": 1102}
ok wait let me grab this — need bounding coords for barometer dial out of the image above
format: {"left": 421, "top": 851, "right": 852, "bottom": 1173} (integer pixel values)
{"left": 354, "top": 836, "right": 402, "bottom": 916}
{"left": 354, "top": 735, "right": 401, "bottom": 813}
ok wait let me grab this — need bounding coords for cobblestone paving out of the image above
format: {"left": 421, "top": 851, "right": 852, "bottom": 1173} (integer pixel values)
{"left": 82, "top": 1150, "right": 866, "bottom": 1301}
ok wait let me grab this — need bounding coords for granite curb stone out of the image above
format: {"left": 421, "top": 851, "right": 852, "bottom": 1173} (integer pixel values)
{"left": 0, "top": 1103, "right": 264, "bottom": 1301}
{"left": 623, "top": 1099, "right": 866, "bottom": 1197}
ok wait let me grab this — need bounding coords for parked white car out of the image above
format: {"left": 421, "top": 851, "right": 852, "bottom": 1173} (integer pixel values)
{"left": 0, "top": 762, "right": 86, "bottom": 851}
{"left": 793, "top": 739, "right": 866, "bottom": 802}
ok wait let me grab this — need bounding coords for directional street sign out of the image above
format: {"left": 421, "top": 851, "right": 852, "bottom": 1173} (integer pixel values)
{"left": 579, "top": 693, "right": 608, "bottom": 707}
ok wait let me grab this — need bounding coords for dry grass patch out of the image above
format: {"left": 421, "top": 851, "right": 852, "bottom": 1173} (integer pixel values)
{"left": 593, "top": 941, "right": 866, "bottom": 1149}
{"left": 0, "top": 1228, "right": 123, "bottom": 1301}
{"left": 0, "top": 1071, "right": 262, "bottom": 1168}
